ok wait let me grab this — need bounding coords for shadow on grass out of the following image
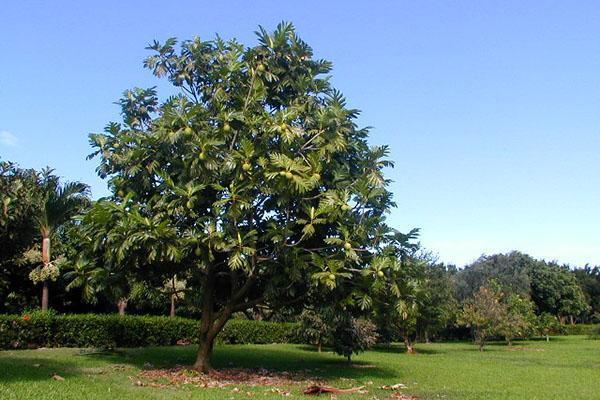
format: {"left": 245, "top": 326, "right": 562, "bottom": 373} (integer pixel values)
{"left": 0, "top": 354, "right": 81, "bottom": 383}
{"left": 79, "top": 343, "right": 400, "bottom": 381}
{"left": 36, "top": 345, "right": 397, "bottom": 380}
{"left": 2, "top": 341, "right": 422, "bottom": 384}
{"left": 370, "top": 343, "right": 443, "bottom": 355}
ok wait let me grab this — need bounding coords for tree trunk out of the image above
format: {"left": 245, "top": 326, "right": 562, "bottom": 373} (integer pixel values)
{"left": 317, "top": 339, "right": 322, "bottom": 353}
{"left": 569, "top": 315, "right": 574, "bottom": 325}
{"left": 41, "top": 281, "right": 49, "bottom": 312}
{"left": 170, "top": 294, "right": 176, "bottom": 318}
{"left": 424, "top": 330, "right": 430, "bottom": 343}
{"left": 404, "top": 335, "right": 416, "bottom": 354}
{"left": 546, "top": 334, "right": 549, "bottom": 342}
{"left": 41, "top": 235, "right": 51, "bottom": 312}
{"left": 194, "top": 333, "right": 214, "bottom": 373}
{"left": 117, "top": 298, "right": 127, "bottom": 316}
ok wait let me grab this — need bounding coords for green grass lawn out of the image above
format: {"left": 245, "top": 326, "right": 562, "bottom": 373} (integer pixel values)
{"left": 1, "top": 336, "right": 598, "bottom": 399}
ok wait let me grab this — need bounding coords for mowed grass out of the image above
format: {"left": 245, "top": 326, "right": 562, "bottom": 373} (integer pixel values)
{"left": 1, "top": 336, "right": 598, "bottom": 399}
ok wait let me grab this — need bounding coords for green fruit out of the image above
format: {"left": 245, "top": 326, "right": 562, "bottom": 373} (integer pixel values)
{"left": 242, "top": 162, "right": 251, "bottom": 171}
{"left": 186, "top": 200, "right": 194, "bottom": 209}
{"left": 194, "top": 247, "right": 202, "bottom": 256}
{"left": 328, "top": 273, "right": 335, "bottom": 280}
{"left": 344, "top": 242, "right": 352, "bottom": 250}
{"left": 117, "top": 190, "right": 125, "bottom": 197}
{"left": 257, "top": 63, "right": 266, "bottom": 72}
{"left": 279, "top": 123, "right": 287, "bottom": 131}
{"left": 199, "top": 152, "right": 206, "bottom": 160}
{"left": 313, "top": 173, "right": 321, "bottom": 180}
{"left": 377, "top": 270, "right": 384, "bottom": 277}
{"left": 285, "top": 171, "right": 293, "bottom": 179}
{"left": 279, "top": 171, "right": 287, "bottom": 176}
{"left": 341, "top": 204, "right": 351, "bottom": 211}
{"left": 184, "top": 126, "right": 193, "bottom": 135}
{"left": 223, "top": 123, "right": 231, "bottom": 132}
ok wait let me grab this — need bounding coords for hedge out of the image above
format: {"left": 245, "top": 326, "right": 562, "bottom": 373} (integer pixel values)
{"left": 560, "top": 324, "right": 599, "bottom": 336}
{"left": 0, "top": 313, "right": 301, "bottom": 350}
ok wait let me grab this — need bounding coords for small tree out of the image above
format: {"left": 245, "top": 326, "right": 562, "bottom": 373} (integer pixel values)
{"left": 331, "top": 315, "right": 378, "bottom": 362}
{"left": 298, "top": 309, "right": 333, "bottom": 352}
{"left": 369, "top": 230, "right": 423, "bottom": 354}
{"left": 536, "top": 312, "right": 559, "bottom": 342}
{"left": 460, "top": 285, "right": 504, "bottom": 351}
{"left": 498, "top": 293, "right": 536, "bottom": 346}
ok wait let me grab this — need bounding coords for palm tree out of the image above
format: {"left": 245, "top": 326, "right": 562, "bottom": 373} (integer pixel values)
{"left": 37, "top": 169, "right": 89, "bottom": 311}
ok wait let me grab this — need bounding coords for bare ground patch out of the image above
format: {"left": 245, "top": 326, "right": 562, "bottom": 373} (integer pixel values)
{"left": 133, "top": 366, "right": 420, "bottom": 398}
{"left": 133, "top": 366, "right": 323, "bottom": 389}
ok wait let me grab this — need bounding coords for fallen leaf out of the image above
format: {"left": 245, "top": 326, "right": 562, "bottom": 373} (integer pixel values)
{"left": 380, "top": 383, "right": 407, "bottom": 390}
{"left": 303, "top": 385, "right": 365, "bottom": 395}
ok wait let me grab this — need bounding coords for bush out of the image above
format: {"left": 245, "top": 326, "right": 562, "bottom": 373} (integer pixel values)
{"left": 0, "top": 313, "right": 300, "bottom": 349}
{"left": 589, "top": 325, "right": 600, "bottom": 340}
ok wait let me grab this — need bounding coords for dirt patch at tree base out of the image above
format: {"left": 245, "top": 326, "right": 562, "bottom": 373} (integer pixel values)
{"left": 133, "top": 366, "right": 420, "bottom": 398}
{"left": 134, "top": 366, "right": 323, "bottom": 389}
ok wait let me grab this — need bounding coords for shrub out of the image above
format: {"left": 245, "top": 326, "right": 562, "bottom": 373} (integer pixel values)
{"left": 0, "top": 313, "right": 300, "bottom": 349}
{"left": 589, "top": 325, "right": 600, "bottom": 340}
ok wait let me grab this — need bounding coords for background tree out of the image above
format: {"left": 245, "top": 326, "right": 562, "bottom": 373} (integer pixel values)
{"left": 528, "top": 261, "right": 588, "bottom": 323}
{"left": 0, "top": 161, "right": 40, "bottom": 312}
{"left": 416, "top": 261, "right": 459, "bottom": 342}
{"left": 573, "top": 265, "right": 600, "bottom": 323}
{"left": 83, "top": 23, "right": 396, "bottom": 372}
{"left": 456, "top": 252, "right": 533, "bottom": 300}
{"left": 128, "top": 276, "right": 188, "bottom": 317}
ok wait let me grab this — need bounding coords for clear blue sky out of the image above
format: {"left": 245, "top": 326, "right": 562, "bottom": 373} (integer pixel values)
{"left": 1, "top": 1, "right": 599, "bottom": 267}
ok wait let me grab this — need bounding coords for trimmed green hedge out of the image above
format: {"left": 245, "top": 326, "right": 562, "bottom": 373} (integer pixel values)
{"left": 560, "top": 324, "right": 599, "bottom": 336}
{"left": 0, "top": 313, "right": 300, "bottom": 349}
